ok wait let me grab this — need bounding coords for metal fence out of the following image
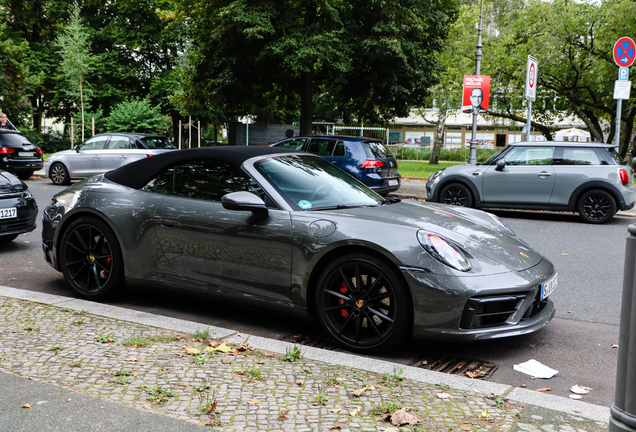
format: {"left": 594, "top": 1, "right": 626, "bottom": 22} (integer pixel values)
{"left": 313, "top": 123, "right": 389, "bottom": 144}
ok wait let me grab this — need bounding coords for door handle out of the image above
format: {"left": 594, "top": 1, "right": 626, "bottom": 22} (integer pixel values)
{"left": 159, "top": 219, "right": 181, "bottom": 228}
{"left": 471, "top": 171, "right": 484, "bottom": 176}
{"left": 537, "top": 172, "right": 552, "bottom": 176}
{"left": 119, "top": 155, "right": 126, "bottom": 159}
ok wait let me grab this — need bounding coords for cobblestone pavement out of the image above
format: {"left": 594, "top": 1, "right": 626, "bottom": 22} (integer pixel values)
{"left": 0, "top": 295, "right": 609, "bottom": 431}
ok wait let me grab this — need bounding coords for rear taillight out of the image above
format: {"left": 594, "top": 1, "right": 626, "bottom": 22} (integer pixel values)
{"left": 619, "top": 168, "right": 629, "bottom": 185}
{"left": 35, "top": 148, "right": 43, "bottom": 155}
{"left": 0, "top": 147, "right": 15, "bottom": 154}
{"left": 146, "top": 154, "right": 154, "bottom": 157}
{"left": 360, "top": 160, "right": 383, "bottom": 169}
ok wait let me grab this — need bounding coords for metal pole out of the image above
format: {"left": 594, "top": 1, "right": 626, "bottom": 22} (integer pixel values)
{"left": 526, "top": 101, "right": 532, "bottom": 142}
{"left": 70, "top": 117, "right": 74, "bottom": 149}
{"left": 610, "top": 224, "right": 636, "bottom": 432}
{"left": 198, "top": 121, "right": 201, "bottom": 148}
{"left": 178, "top": 120, "right": 182, "bottom": 150}
{"left": 468, "top": 0, "right": 485, "bottom": 165}
{"left": 616, "top": 99, "right": 623, "bottom": 147}
{"left": 246, "top": 118, "right": 249, "bottom": 146}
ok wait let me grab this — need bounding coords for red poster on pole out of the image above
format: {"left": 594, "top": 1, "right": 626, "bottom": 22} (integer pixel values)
{"left": 462, "top": 75, "right": 491, "bottom": 114}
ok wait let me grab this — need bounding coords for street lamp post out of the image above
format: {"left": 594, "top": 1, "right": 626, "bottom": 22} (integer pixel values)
{"left": 468, "top": 0, "right": 485, "bottom": 166}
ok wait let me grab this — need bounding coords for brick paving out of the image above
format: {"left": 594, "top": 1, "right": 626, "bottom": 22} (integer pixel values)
{"left": 0, "top": 295, "right": 538, "bottom": 431}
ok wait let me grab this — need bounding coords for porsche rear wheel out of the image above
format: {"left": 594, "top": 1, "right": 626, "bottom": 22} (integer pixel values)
{"left": 59, "top": 217, "right": 124, "bottom": 300}
{"left": 315, "top": 254, "right": 412, "bottom": 353}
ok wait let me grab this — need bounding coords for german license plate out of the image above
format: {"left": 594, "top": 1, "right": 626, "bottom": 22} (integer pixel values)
{"left": 18, "top": 152, "right": 34, "bottom": 157}
{"left": 541, "top": 273, "right": 557, "bottom": 300}
{"left": 0, "top": 207, "right": 17, "bottom": 219}
{"left": 388, "top": 179, "right": 399, "bottom": 186}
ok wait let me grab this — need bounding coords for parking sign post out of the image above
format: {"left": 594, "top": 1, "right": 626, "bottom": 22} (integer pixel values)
{"left": 525, "top": 56, "right": 538, "bottom": 142}
{"left": 612, "top": 38, "right": 635, "bottom": 147}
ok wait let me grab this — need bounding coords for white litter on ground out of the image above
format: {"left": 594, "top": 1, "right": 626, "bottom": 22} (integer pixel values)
{"left": 513, "top": 359, "right": 559, "bottom": 379}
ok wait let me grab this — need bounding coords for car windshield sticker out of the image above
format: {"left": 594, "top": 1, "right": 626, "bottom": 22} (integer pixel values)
{"left": 298, "top": 200, "right": 312, "bottom": 209}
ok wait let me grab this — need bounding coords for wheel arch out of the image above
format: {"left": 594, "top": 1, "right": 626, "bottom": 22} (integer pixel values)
{"left": 304, "top": 244, "right": 414, "bottom": 332}
{"left": 433, "top": 176, "right": 482, "bottom": 206}
{"left": 568, "top": 181, "right": 625, "bottom": 211}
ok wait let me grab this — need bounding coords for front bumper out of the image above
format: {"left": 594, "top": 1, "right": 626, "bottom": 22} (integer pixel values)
{"left": 0, "top": 194, "right": 37, "bottom": 236}
{"left": 405, "top": 258, "right": 556, "bottom": 340}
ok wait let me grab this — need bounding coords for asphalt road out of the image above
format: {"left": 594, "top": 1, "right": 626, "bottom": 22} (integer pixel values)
{"left": 2, "top": 176, "right": 630, "bottom": 408}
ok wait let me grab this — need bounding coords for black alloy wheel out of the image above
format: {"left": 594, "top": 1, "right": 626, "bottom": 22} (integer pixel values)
{"left": 50, "top": 163, "right": 70, "bottom": 185}
{"left": 315, "top": 254, "right": 412, "bottom": 353}
{"left": 578, "top": 189, "right": 616, "bottom": 224}
{"left": 59, "top": 217, "right": 124, "bottom": 300}
{"left": 439, "top": 183, "right": 473, "bottom": 207}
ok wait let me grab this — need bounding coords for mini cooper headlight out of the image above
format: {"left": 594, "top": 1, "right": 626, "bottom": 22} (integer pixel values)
{"left": 428, "top": 169, "right": 445, "bottom": 183}
{"left": 417, "top": 231, "right": 471, "bottom": 272}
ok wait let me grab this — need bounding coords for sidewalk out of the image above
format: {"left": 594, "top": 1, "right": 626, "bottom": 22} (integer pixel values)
{"left": 0, "top": 286, "right": 610, "bottom": 431}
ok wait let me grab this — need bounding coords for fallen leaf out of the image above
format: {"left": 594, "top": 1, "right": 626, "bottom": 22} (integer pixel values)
{"left": 236, "top": 343, "right": 251, "bottom": 352}
{"left": 208, "top": 340, "right": 218, "bottom": 347}
{"left": 264, "top": 353, "right": 274, "bottom": 357}
{"left": 125, "top": 357, "right": 137, "bottom": 362}
{"left": 460, "top": 424, "right": 472, "bottom": 431}
{"left": 481, "top": 410, "right": 489, "bottom": 418}
{"left": 10, "top": 278, "right": 15, "bottom": 280}
{"left": 611, "top": 344, "right": 619, "bottom": 349}
{"left": 279, "top": 410, "right": 287, "bottom": 421}
{"left": 389, "top": 409, "right": 420, "bottom": 426}
{"left": 535, "top": 387, "right": 552, "bottom": 392}
{"left": 329, "top": 426, "right": 341, "bottom": 430}
{"left": 570, "top": 395, "right": 582, "bottom": 400}
{"left": 330, "top": 408, "right": 342, "bottom": 413}
{"left": 570, "top": 385, "right": 591, "bottom": 395}
{"left": 422, "top": 360, "right": 428, "bottom": 365}
{"left": 221, "top": 358, "right": 231, "bottom": 364}
{"left": 206, "top": 400, "right": 217, "bottom": 413}
{"left": 349, "top": 407, "right": 361, "bottom": 416}
{"left": 133, "top": 372, "right": 137, "bottom": 377}
{"left": 297, "top": 381, "right": 304, "bottom": 386}
{"left": 22, "top": 403, "right": 31, "bottom": 409}
{"left": 437, "top": 392, "right": 451, "bottom": 399}
{"left": 205, "top": 343, "right": 233, "bottom": 353}
{"left": 86, "top": 332, "right": 95, "bottom": 336}
{"left": 258, "top": 360, "right": 265, "bottom": 364}
{"left": 466, "top": 370, "right": 485, "bottom": 379}
{"left": 353, "top": 387, "right": 367, "bottom": 397}
{"left": 177, "top": 383, "right": 188, "bottom": 387}
{"left": 29, "top": 261, "right": 34, "bottom": 264}
{"left": 237, "top": 333, "right": 243, "bottom": 337}
{"left": 184, "top": 345, "right": 200, "bottom": 355}
{"left": 249, "top": 399, "right": 260, "bottom": 404}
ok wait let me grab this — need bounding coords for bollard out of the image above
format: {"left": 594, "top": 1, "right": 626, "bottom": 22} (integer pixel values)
{"left": 610, "top": 224, "right": 636, "bottom": 432}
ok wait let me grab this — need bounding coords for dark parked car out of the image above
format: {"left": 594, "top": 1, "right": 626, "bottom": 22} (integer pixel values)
{"left": 0, "top": 169, "right": 37, "bottom": 242}
{"left": 42, "top": 146, "right": 556, "bottom": 353}
{"left": 0, "top": 130, "right": 44, "bottom": 179}
{"left": 45, "top": 132, "right": 176, "bottom": 185}
{"left": 427, "top": 141, "right": 636, "bottom": 223}
{"left": 271, "top": 135, "right": 401, "bottom": 196}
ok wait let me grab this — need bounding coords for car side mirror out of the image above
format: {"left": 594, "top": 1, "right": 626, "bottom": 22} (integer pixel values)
{"left": 495, "top": 159, "right": 506, "bottom": 171}
{"left": 221, "top": 191, "right": 268, "bottom": 218}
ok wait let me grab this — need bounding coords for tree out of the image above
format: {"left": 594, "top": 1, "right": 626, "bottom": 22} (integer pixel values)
{"left": 177, "top": 0, "right": 459, "bottom": 135}
{"left": 0, "top": 21, "right": 29, "bottom": 126}
{"left": 56, "top": 1, "right": 96, "bottom": 142}
{"left": 103, "top": 98, "right": 168, "bottom": 133}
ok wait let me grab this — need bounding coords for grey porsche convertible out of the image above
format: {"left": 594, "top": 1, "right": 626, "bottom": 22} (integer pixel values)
{"left": 42, "top": 146, "right": 557, "bottom": 353}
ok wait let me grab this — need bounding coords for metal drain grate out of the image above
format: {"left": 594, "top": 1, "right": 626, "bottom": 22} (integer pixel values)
{"left": 408, "top": 355, "right": 498, "bottom": 379}
{"left": 281, "top": 333, "right": 343, "bottom": 351}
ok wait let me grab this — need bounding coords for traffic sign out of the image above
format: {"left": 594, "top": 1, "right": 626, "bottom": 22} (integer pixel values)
{"left": 614, "top": 37, "right": 636, "bottom": 67}
{"left": 525, "top": 56, "right": 538, "bottom": 101}
{"left": 614, "top": 81, "right": 632, "bottom": 100}
{"left": 620, "top": 67, "right": 629, "bottom": 81}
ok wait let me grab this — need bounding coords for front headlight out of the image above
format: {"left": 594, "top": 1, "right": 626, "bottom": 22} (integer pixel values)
{"left": 21, "top": 189, "right": 33, "bottom": 199}
{"left": 428, "top": 168, "right": 446, "bottom": 183}
{"left": 417, "top": 230, "right": 471, "bottom": 272}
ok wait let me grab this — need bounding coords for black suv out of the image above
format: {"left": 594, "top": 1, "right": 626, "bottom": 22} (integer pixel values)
{"left": 0, "top": 130, "right": 44, "bottom": 179}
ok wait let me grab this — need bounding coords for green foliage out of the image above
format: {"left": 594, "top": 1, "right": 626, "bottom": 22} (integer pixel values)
{"left": 394, "top": 147, "right": 498, "bottom": 163}
{"left": 145, "top": 385, "right": 174, "bottom": 404}
{"left": 103, "top": 98, "right": 169, "bottom": 133}
{"left": 283, "top": 345, "right": 302, "bottom": 362}
{"left": 20, "top": 130, "right": 70, "bottom": 154}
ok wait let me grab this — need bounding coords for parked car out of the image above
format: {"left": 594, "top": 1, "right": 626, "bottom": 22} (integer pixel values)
{"left": 42, "top": 146, "right": 556, "bottom": 353}
{"left": 0, "top": 169, "right": 37, "bottom": 242}
{"left": 0, "top": 130, "right": 44, "bottom": 179}
{"left": 427, "top": 141, "right": 636, "bottom": 224}
{"left": 271, "top": 135, "right": 401, "bottom": 196}
{"left": 45, "top": 132, "right": 176, "bottom": 185}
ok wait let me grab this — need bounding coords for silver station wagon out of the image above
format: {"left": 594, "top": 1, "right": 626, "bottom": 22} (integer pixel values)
{"left": 426, "top": 141, "right": 636, "bottom": 223}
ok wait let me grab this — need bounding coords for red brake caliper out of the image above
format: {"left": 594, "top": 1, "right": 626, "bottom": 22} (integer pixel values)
{"left": 339, "top": 281, "right": 349, "bottom": 320}
{"left": 103, "top": 257, "right": 112, "bottom": 277}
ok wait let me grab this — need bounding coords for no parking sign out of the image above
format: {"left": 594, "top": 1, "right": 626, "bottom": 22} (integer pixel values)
{"left": 613, "top": 37, "right": 636, "bottom": 68}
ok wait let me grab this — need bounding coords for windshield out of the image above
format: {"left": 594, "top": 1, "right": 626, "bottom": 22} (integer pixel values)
{"left": 141, "top": 137, "right": 176, "bottom": 149}
{"left": 256, "top": 155, "right": 382, "bottom": 210}
{"left": 483, "top": 148, "right": 505, "bottom": 165}
{"left": 0, "top": 133, "right": 32, "bottom": 147}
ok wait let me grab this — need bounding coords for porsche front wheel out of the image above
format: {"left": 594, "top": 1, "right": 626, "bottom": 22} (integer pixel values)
{"left": 315, "top": 254, "right": 412, "bottom": 353}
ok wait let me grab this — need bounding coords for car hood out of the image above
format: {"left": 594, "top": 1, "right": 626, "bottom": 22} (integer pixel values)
{"left": 0, "top": 170, "right": 26, "bottom": 193}
{"left": 328, "top": 200, "right": 543, "bottom": 272}
{"left": 48, "top": 149, "right": 76, "bottom": 158}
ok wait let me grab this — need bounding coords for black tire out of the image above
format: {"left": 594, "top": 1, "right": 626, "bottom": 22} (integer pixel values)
{"left": 17, "top": 171, "right": 33, "bottom": 180}
{"left": 0, "top": 234, "right": 18, "bottom": 243}
{"left": 50, "top": 163, "right": 70, "bottom": 185}
{"left": 439, "top": 183, "right": 473, "bottom": 207}
{"left": 577, "top": 189, "right": 616, "bottom": 224}
{"left": 59, "top": 217, "right": 124, "bottom": 300}
{"left": 315, "top": 253, "right": 412, "bottom": 353}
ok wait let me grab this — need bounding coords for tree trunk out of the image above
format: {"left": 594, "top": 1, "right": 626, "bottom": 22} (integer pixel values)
{"left": 299, "top": 68, "right": 314, "bottom": 136}
{"left": 429, "top": 110, "right": 447, "bottom": 165}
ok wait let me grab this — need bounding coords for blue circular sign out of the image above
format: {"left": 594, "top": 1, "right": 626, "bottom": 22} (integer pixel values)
{"left": 614, "top": 37, "right": 636, "bottom": 67}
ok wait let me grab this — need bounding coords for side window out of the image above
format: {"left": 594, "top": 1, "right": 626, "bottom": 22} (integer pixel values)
{"left": 107, "top": 137, "right": 131, "bottom": 149}
{"left": 307, "top": 139, "right": 337, "bottom": 156}
{"left": 80, "top": 136, "right": 109, "bottom": 150}
{"left": 333, "top": 141, "right": 346, "bottom": 157}
{"left": 276, "top": 138, "right": 306, "bottom": 150}
{"left": 504, "top": 146, "right": 554, "bottom": 166}
{"left": 141, "top": 160, "right": 263, "bottom": 202}
{"left": 561, "top": 148, "right": 602, "bottom": 165}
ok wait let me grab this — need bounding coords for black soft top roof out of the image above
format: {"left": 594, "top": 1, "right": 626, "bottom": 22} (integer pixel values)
{"left": 104, "top": 146, "right": 299, "bottom": 189}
